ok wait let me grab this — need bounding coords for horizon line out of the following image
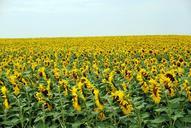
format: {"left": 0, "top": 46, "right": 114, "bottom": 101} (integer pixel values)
{"left": 0, "top": 34, "right": 191, "bottom": 39}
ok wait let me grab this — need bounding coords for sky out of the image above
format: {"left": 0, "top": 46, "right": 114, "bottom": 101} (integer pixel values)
{"left": 0, "top": 0, "right": 191, "bottom": 38}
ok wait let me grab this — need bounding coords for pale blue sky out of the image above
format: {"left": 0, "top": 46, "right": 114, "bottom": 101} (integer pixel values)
{"left": 0, "top": 0, "right": 191, "bottom": 38}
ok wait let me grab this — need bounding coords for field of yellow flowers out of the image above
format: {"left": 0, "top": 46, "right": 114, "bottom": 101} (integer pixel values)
{"left": 0, "top": 35, "right": 191, "bottom": 128}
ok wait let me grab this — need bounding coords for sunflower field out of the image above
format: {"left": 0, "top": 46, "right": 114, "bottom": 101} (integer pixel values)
{"left": 0, "top": 36, "right": 191, "bottom": 128}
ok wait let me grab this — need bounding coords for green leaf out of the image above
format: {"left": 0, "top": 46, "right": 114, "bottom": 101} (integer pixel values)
{"left": 171, "top": 112, "right": 184, "bottom": 121}
{"left": 34, "top": 116, "right": 43, "bottom": 123}
{"left": 2, "top": 118, "right": 19, "bottom": 126}
{"left": 10, "top": 118, "right": 20, "bottom": 125}
{"left": 155, "top": 107, "right": 167, "bottom": 112}
{"left": 72, "top": 121, "right": 83, "bottom": 128}
{"left": 151, "top": 117, "right": 166, "bottom": 124}
{"left": 141, "top": 112, "right": 150, "bottom": 119}
{"left": 136, "top": 104, "right": 145, "bottom": 110}
{"left": 180, "top": 115, "right": 191, "bottom": 123}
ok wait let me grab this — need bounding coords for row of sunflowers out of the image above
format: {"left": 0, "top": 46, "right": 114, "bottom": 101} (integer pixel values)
{"left": 0, "top": 36, "right": 191, "bottom": 127}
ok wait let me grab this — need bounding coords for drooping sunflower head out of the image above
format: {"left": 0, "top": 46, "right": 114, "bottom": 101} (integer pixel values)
{"left": 1, "top": 85, "right": 8, "bottom": 96}
{"left": 149, "top": 79, "right": 161, "bottom": 104}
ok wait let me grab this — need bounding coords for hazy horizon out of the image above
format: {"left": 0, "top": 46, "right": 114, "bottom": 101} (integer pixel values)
{"left": 0, "top": 0, "right": 191, "bottom": 38}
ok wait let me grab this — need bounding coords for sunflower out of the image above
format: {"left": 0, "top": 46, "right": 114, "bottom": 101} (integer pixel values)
{"left": 141, "top": 82, "right": 149, "bottom": 94}
{"left": 120, "top": 100, "right": 133, "bottom": 115}
{"left": 98, "top": 112, "right": 106, "bottom": 121}
{"left": 123, "top": 69, "right": 133, "bottom": 81}
{"left": 77, "top": 81, "right": 86, "bottom": 101}
{"left": 121, "top": 83, "right": 128, "bottom": 91}
{"left": 35, "top": 92, "right": 45, "bottom": 103}
{"left": 38, "top": 84, "right": 46, "bottom": 92}
{"left": 183, "top": 80, "right": 191, "bottom": 102}
{"left": 165, "top": 71, "right": 175, "bottom": 82}
{"left": 46, "top": 79, "right": 52, "bottom": 98}
{"left": 1, "top": 85, "right": 8, "bottom": 97}
{"left": 71, "top": 87, "right": 81, "bottom": 111}
{"left": 84, "top": 78, "right": 94, "bottom": 90}
{"left": 53, "top": 67, "right": 60, "bottom": 80}
{"left": 189, "top": 69, "right": 191, "bottom": 77}
{"left": 3, "top": 98, "right": 10, "bottom": 109}
{"left": 111, "top": 90, "right": 133, "bottom": 115}
{"left": 38, "top": 67, "right": 46, "bottom": 79}
{"left": 9, "top": 75, "right": 17, "bottom": 85}
{"left": 13, "top": 85, "right": 20, "bottom": 96}
{"left": 177, "top": 67, "right": 184, "bottom": 76}
{"left": 137, "top": 68, "right": 148, "bottom": 84}
{"left": 159, "top": 74, "right": 175, "bottom": 97}
{"left": 93, "top": 88, "right": 104, "bottom": 111}
{"left": 108, "top": 71, "right": 115, "bottom": 84}
{"left": 149, "top": 79, "right": 161, "bottom": 104}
